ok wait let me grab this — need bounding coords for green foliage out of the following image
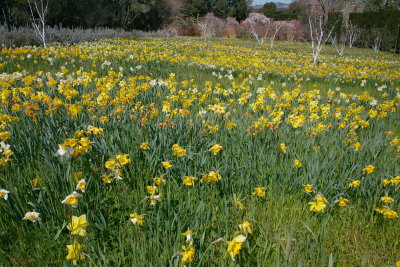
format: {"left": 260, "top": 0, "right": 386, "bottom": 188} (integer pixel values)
{"left": 349, "top": 9, "right": 400, "bottom": 51}
{"left": 261, "top": 2, "right": 277, "bottom": 18}
{"left": 326, "top": 12, "right": 343, "bottom": 43}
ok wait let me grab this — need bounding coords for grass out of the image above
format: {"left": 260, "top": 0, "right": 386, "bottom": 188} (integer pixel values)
{"left": 0, "top": 37, "right": 399, "bottom": 266}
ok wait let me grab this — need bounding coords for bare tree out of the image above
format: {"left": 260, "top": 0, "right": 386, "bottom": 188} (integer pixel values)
{"left": 348, "top": 20, "right": 358, "bottom": 48}
{"left": 306, "top": 15, "right": 335, "bottom": 64}
{"left": 269, "top": 22, "right": 285, "bottom": 49}
{"left": 28, "top": 0, "right": 48, "bottom": 48}
{"left": 250, "top": 25, "right": 269, "bottom": 45}
{"left": 372, "top": 28, "right": 382, "bottom": 52}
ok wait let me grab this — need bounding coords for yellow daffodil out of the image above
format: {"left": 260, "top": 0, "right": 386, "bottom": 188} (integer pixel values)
{"left": 162, "top": 161, "right": 172, "bottom": 169}
{"left": 200, "top": 171, "right": 221, "bottom": 183}
{"left": 381, "top": 196, "right": 394, "bottom": 204}
{"left": 141, "top": 142, "right": 149, "bottom": 150}
{"left": 279, "top": 143, "right": 286, "bottom": 153}
{"left": 294, "top": 159, "right": 302, "bottom": 168}
{"left": 363, "top": 165, "right": 374, "bottom": 174}
{"left": 239, "top": 221, "right": 252, "bottom": 235}
{"left": 303, "top": 184, "right": 315, "bottom": 193}
{"left": 154, "top": 177, "right": 166, "bottom": 185}
{"left": 225, "top": 235, "right": 246, "bottom": 261}
{"left": 130, "top": 213, "right": 144, "bottom": 226}
{"left": 335, "top": 198, "right": 349, "bottom": 207}
{"left": 66, "top": 241, "right": 84, "bottom": 265}
{"left": 349, "top": 180, "right": 361, "bottom": 188}
{"left": 383, "top": 209, "right": 398, "bottom": 219}
{"left": 67, "top": 215, "right": 88, "bottom": 236}
{"left": 209, "top": 144, "right": 222, "bottom": 155}
{"left": 181, "top": 229, "right": 193, "bottom": 242}
{"left": 183, "top": 176, "right": 197, "bottom": 186}
{"left": 252, "top": 187, "right": 267, "bottom": 197}
{"left": 180, "top": 245, "right": 195, "bottom": 266}
{"left": 174, "top": 148, "right": 187, "bottom": 157}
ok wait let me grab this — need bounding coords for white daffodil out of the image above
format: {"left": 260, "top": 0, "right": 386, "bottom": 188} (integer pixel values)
{"left": 61, "top": 191, "right": 83, "bottom": 208}
{"left": 23, "top": 211, "right": 40, "bottom": 222}
{"left": 54, "top": 145, "right": 73, "bottom": 159}
{"left": 76, "top": 179, "right": 86, "bottom": 193}
{"left": 0, "top": 189, "right": 10, "bottom": 200}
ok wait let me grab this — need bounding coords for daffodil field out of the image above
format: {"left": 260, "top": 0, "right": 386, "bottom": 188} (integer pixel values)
{"left": 0, "top": 38, "right": 400, "bottom": 266}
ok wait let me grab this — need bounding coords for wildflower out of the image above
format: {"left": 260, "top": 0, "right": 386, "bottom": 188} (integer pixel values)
{"left": 383, "top": 209, "right": 398, "bottom": 219}
{"left": 66, "top": 241, "right": 84, "bottom": 265}
{"left": 0, "top": 189, "right": 10, "bottom": 200}
{"left": 154, "top": 177, "right": 166, "bottom": 185}
{"left": 303, "top": 184, "right": 315, "bottom": 193}
{"left": 61, "top": 191, "right": 83, "bottom": 208}
{"left": 174, "top": 148, "right": 187, "bottom": 157}
{"left": 349, "top": 180, "right": 361, "bottom": 188}
{"left": 293, "top": 159, "right": 302, "bottom": 168}
{"left": 225, "top": 235, "right": 246, "bottom": 261}
{"left": 54, "top": 144, "right": 72, "bottom": 159}
{"left": 141, "top": 142, "right": 149, "bottom": 150}
{"left": 353, "top": 142, "right": 361, "bottom": 151}
{"left": 279, "top": 143, "right": 286, "bottom": 153}
{"left": 116, "top": 154, "right": 130, "bottom": 165}
{"left": 23, "top": 211, "right": 40, "bottom": 222}
{"left": 146, "top": 185, "right": 158, "bottom": 195}
{"left": 309, "top": 194, "right": 328, "bottom": 212}
{"left": 76, "top": 179, "right": 86, "bottom": 192}
{"left": 181, "top": 229, "right": 193, "bottom": 242}
{"left": 200, "top": 171, "right": 221, "bottom": 183}
{"left": 382, "top": 179, "right": 390, "bottom": 187}
{"left": 381, "top": 196, "right": 394, "bottom": 204}
{"left": 308, "top": 201, "right": 327, "bottom": 212}
{"left": 105, "top": 158, "right": 119, "bottom": 170}
{"left": 252, "top": 187, "right": 267, "bottom": 197}
{"left": 363, "top": 165, "right": 374, "bottom": 174}
{"left": 209, "top": 144, "right": 222, "bottom": 155}
{"left": 390, "top": 176, "right": 400, "bottom": 185}
{"left": 183, "top": 176, "right": 197, "bottom": 186}
{"left": 162, "top": 161, "right": 172, "bottom": 169}
{"left": 375, "top": 205, "right": 387, "bottom": 214}
{"left": 235, "top": 197, "right": 243, "bottom": 209}
{"left": 239, "top": 221, "right": 252, "bottom": 235}
{"left": 67, "top": 215, "right": 88, "bottom": 236}
{"left": 130, "top": 213, "right": 144, "bottom": 226}
{"left": 32, "top": 178, "right": 39, "bottom": 187}
{"left": 181, "top": 245, "right": 195, "bottom": 266}
{"left": 149, "top": 194, "right": 161, "bottom": 205}
{"left": 335, "top": 198, "right": 349, "bottom": 207}
{"left": 0, "top": 132, "right": 10, "bottom": 141}
{"left": 102, "top": 174, "right": 112, "bottom": 183}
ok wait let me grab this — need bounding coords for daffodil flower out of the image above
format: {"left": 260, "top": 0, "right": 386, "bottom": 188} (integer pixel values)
{"left": 61, "top": 191, "right": 83, "bottom": 208}
{"left": 67, "top": 215, "right": 88, "bottom": 236}
{"left": 0, "top": 189, "right": 10, "bottom": 200}
{"left": 23, "top": 211, "right": 40, "bottom": 222}
{"left": 225, "top": 235, "right": 246, "bottom": 261}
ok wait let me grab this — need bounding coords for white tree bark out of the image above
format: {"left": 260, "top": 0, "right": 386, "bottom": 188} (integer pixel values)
{"left": 28, "top": 0, "right": 48, "bottom": 48}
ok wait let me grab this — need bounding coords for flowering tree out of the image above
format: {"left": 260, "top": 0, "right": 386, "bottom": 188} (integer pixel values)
{"left": 242, "top": 13, "right": 271, "bottom": 45}
{"left": 195, "top": 13, "right": 225, "bottom": 39}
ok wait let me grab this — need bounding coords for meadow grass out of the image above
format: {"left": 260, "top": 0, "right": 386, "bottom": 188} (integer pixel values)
{"left": 0, "top": 37, "right": 399, "bottom": 266}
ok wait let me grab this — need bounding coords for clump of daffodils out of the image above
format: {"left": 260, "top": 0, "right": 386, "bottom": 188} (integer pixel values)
{"left": 308, "top": 194, "right": 328, "bottom": 213}
{"left": 200, "top": 171, "right": 221, "bottom": 184}
{"left": 104, "top": 153, "right": 131, "bottom": 182}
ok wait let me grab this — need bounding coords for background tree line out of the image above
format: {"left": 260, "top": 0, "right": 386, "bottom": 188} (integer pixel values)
{"left": 0, "top": 0, "right": 254, "bottom": 31}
